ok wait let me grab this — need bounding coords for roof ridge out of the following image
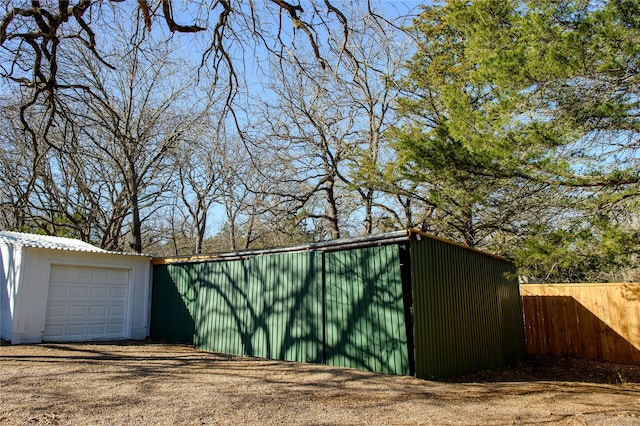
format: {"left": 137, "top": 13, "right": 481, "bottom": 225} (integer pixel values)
{"left": 0, "top": 231, "right": 149, "bottom": 257}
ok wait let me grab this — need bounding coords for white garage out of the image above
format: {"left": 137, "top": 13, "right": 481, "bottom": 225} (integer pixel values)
{"left": 0, "top": 231, "right": 151, "bottom": 344}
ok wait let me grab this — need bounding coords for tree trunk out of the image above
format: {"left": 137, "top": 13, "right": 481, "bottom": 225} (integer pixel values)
{"left": 325, "top": 177, "right": 341, "bottom": 240}
{"left": 126, "top": 161, "right": 143, "bottom": 253}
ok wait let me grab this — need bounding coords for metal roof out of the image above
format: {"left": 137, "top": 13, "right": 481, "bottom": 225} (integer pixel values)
{"left": 153, "top": 230, "right": 412, "bottom": 264}
{"left": 153, "top": 229, "right": 507, "bottom": 265}
{"left": 0, "top": 231, "right": 150, "bottom": 257}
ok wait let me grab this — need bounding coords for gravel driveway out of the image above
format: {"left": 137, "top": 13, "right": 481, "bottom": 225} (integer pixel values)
{"left": 1, "top": 341, "right": 639, "bottom": 425}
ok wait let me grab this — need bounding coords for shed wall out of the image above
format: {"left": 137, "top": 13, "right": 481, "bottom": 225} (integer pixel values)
{"left": 150, "top": 235, "right": 524, "bottom": 378}
{"left": 410, "top": 238, "right": 525, "bottom": 379}
{"left": 240, "top": 252, "right": 323, "bottom": 363}
{"left": 324, "top": 245, "right": 409, "bottom": 376}
{"left": 4, "top": 247, "right": 151, "bottom": 344}
{"left": 149, "top": 263, "right": 197, "bottom": 344}
{"left": 0, "top": 243, "right": 22, "bottom": 340}
{"left": 152, "top": 253, "right": 324, "bottom": 363}
{"left": 195, "top": 260, "right": 246, "bottom": 356}
{"left": 151, "top": 246, "right": 410, "bottom": 375}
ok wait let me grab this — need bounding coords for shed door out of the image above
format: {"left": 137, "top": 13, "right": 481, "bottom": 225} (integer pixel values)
{"left": 44, "top": 265, "right": 130, "bottom": 342}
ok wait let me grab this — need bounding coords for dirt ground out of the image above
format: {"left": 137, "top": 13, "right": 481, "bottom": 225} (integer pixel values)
{"left": 1, "top": 341, "right": 639, "bottom": 425}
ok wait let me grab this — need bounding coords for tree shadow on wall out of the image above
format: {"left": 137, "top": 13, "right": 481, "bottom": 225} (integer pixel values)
{"left": 323, "top": 245, "right": 410, "bottom": 376}
{"left": 190, "top": 245, "right": 411, "bottom": 376}
{"left": 194, "top": 252, "right": 324, "bottom": 364}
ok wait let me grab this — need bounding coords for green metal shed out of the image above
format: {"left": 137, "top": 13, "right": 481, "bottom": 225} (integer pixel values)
{"left": 150, "top": 230, "right": 525, "bottom": 379}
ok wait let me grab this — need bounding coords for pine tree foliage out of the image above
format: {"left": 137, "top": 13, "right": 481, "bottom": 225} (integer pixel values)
{"left": 392, "top": 0, "right": 640, "bottom": 282}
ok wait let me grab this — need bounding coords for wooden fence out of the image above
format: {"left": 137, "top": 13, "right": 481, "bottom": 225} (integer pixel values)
{"left": 520, "top": 283, "right": 640, "bottom": 364}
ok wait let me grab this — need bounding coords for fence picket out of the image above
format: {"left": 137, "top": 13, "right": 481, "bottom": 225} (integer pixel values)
{"left": 521, "top": 283, "right": 640, "bottom": 364}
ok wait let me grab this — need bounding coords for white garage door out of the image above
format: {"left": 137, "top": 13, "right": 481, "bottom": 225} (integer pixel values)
{"left": 44, "top": 265, "right": 130, "bottom": 342}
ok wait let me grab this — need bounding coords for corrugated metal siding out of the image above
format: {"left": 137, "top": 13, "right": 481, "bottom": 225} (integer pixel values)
{"left": 242, "top": 252, "right": 323, "bottom": 363}
{"left": 410, "top": 238, "right": 525, "bottom": 379}
{"left": 497, "top": 273, "right": 527, "bottom": 365}
{"left": 324, "top": 245, "right": 410, "bottom": 376}
{"left": 195, "top": 260, "right": 246, "bottom": 356}
{"left": 153, "top": 252, "right": 324, "bottom": 363}
{"left": 149, "top": 264, "right": 198, "bottom": 344}
{"left": 150, "top": 234, "right": 524, "bottom": 379}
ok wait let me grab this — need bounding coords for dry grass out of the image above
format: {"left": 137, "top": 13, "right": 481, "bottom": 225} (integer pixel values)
{"left": 1, "top": 341, "right": 639, "bottom": 425}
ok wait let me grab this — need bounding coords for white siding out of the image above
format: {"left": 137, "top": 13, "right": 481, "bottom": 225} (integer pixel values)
{"left": 0, "top": 243, "right": 22, "bottom": 340}
{"left": 4, "top": 242, "right": 150, "bottom": 344}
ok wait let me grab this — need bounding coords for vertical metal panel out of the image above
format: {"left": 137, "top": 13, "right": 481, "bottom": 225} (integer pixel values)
{"left": 149, "top": 264, "right": 198, "bottom": 344}
{"left": 498, "top": 271, "right": 527, "bottom": 365}
{"left": 325, "top": 245, "right": 410, "bottom": 376}
{"left": 179, "top": 252, "right": 324, "bottom": 362}
{"left": 195, "top": 260, "right": 246, "bottom": 356}
{"left": 411, "top": 238, "right": 525, "bottom": 379}
{"left": 243, "top": 252, "right": 323, "bottom": 363}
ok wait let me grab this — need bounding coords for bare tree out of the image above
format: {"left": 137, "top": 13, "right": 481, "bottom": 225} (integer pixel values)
{"left": 259, "top": 54, "right": 353, "bottom": 240}
{"left": 216, "top": 138, "right": 289, "bottom": 251}
{"left": 0, "top": 93, "right": 104, "bottom": 239}
{"left": 0, "top": 0, "right": 354, "bottom": 144}
{"left": 327, "top": 7, "right": 413, "bottom": 234}
{"left": 249, "top": 4, "right": 415, "bottom": 240}
{"left": 50, "top": 15, "right": 208, "bottom": 252}
{"left": 0, "top": 1, "right": 420, "bottom": 253}
{"left": 175, "top": 141, "right": 222, "bottom": 254}
{"left": 0, "top": 100, "right": 35, "bottom": 230}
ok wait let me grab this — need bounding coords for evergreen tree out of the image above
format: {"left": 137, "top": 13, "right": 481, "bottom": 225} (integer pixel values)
{"left": 392, "top": 0, "right": 639, "bottom": 281}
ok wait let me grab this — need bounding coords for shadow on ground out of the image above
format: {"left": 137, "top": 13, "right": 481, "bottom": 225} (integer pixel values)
{"left": 444, "top": 354, "right": 640, "bottom": 384}
{"left": 2, "top": 339, "right": 639, "bottom": 385}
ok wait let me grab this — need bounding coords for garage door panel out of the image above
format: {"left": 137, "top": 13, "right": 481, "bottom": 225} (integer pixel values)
{"left": 66, "top": 324, "right": 85, "bottom": 336}
{"left": 46, "top": 305, "right": 66, "bottom": 318}
{"left": 112, "top": 270, "right": 129, "bottom": 282}
{"left": 49, "top": 267, "right": 70, "bottom": 281}
{"left": 90, "top": 287, "right": 109, "bottom": 298}
{"left": 44, "top": 325, "right": 64, "bottom": 336}
{"left": 90, "top": 305, "right": 107, "bottom": 316}
{"left": 73, "top": 268, "right": 92, "bottom": 281}
{"left": 107, "top": 323, "right": 125, "bottom": 333}
{"left": 48, "top": 286, "right": 68, "bottom": 298}
{"left": 69, "top": 286, "right": 89, "bottom": 298}
{"left": 52, "top": 265, "right": 129, "bottom": 284}
{"left": 68, "top": 305, "right": 88, "bottom": 317}
{"left": 92, "top": 269, "right": 110, "bottom": 280}
{"left": 110, "top": 287, "right": 127, "bottom": 298}
{"left": 109, "top": 305, "right": 126, "bottom": 316}
{"left": 44, "top": 265, "right": 130, "bottom": 342}
{"left": 88, "top": 324, "right": 106, "bottom": 335}
{"left": 49, "top": 285, "right": 127, "bottom": 302}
